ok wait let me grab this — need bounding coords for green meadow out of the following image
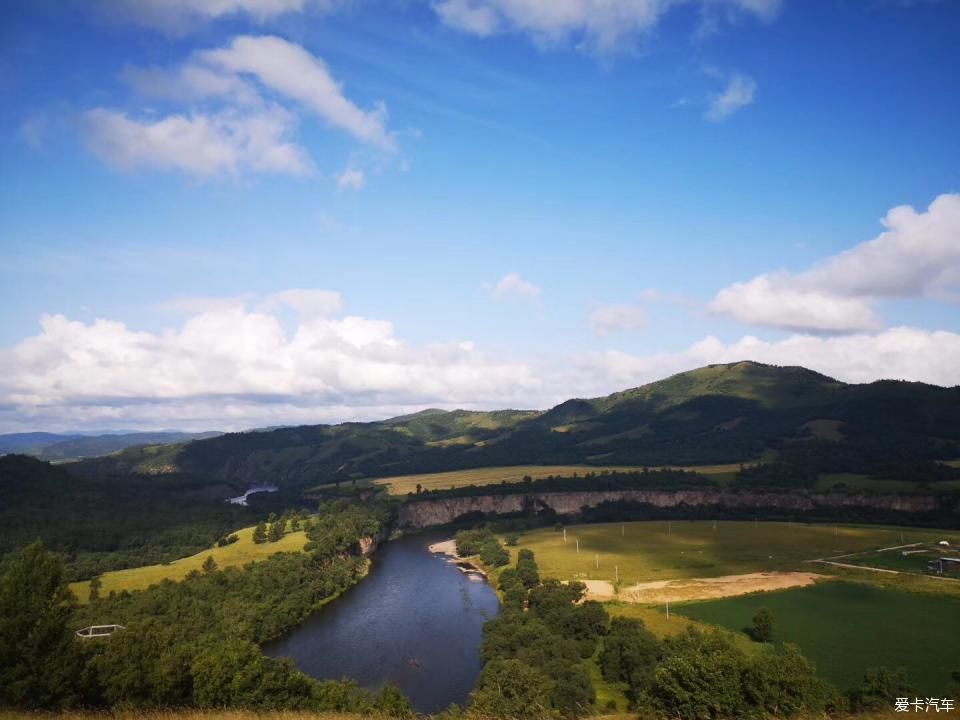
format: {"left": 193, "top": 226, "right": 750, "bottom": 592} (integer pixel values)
{"left": 69, "top": 523, "right": 309, "bottom": 602}
{"left": 677, "top": 581, "right": 960, "bottom": 695}
{"left": 506, "top": 520, "right": 960, "bottom": 587}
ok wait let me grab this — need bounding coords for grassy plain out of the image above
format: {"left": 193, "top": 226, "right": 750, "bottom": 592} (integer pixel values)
{"left": 372, "top": 463, "right": 743, "bottom": 495}
{"left": 677, "top": 581, "right": 960, "bottom": 695}
{"left": 69, "top": 524, "right": 308, "bottom": 602}
{"left": 505, "top": 521, "right": 960, "bottom": 588}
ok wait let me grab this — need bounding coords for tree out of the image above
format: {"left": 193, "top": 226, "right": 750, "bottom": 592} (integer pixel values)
{"left": 847, "top": 667, "right": 915, "bottom": 711}
{"left": 268, "top": 522, "right": 284, "bottom": 543}
{"left": 252, "top": 522, "right": 267, "bottom": 544}
{"left": 202, "top": 555, "right": 218, "bottom": 574}
{"left": 88, "top": 576, "right": 102, "bottom": 603}
{"left": 479, "top": 539, "right": 509, "bottom": 567}
{"left": 415, "top": 483, "right": 422, "bottom": 495}
{"left": 0, "top": 542, "right": 83, "bottom": 708}
{"left": 751, "top": 607, "right": 775, "bottom": 643}
{"left": 470, "top": 659, "right": 553, "bottom": 719}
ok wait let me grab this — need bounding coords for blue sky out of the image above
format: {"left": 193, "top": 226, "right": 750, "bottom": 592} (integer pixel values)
{"left": 1, "top": 0, "right": 959, "bottom": 432}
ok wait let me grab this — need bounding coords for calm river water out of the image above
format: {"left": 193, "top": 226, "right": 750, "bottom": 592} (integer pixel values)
{"left": 262, "top": 531, "right": 500, "bottom": 713}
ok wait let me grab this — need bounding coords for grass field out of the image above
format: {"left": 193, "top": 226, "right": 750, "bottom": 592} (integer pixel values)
{"left": 69, "top": 524, "right": 309, "bottom": 602}
{"left": 372, "top": 463, "right": 743, "bottom": 495}
{"left": 677, "top": 581, "right": 960, "bottom": 695}
{"left": 504, "top": 520, "right": 960, "bottom": 588}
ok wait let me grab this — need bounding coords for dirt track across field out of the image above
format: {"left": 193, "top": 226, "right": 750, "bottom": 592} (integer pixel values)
{"left": 583, "top": 571, "right": 825, "bottom": 604}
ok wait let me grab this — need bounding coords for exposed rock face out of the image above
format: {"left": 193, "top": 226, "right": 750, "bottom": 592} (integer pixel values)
{"left": 397, "top": 490, "right": 945, "bottom": 530}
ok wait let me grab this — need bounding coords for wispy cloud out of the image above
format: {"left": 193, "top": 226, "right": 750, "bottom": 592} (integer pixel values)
{"left": 433, "top": 0, "right": 782, "bottom": 52}
{"left": 491, "top": 272, "right": 541, "bottom": 300}
{"left": 336, "top": 167, "right": 366, "bottom": 190}
{"left": 705, "top": 72, "right": 757, "bottom": 122}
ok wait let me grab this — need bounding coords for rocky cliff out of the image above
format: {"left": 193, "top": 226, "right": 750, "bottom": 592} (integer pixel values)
{"left": 397, "top": 489, "right": 947, "bottom": 529}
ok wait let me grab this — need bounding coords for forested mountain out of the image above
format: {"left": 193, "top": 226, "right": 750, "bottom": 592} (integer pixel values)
{"left": 71, "top": 362, "right": 960, "bottom": 491}
{"left": 0, "top": 430, "right": 222, "bottom": 461}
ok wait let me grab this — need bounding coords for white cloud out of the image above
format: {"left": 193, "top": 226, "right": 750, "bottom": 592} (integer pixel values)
{"left": 94, "top": 36, "right": 395, "bottom": 178}
{"left": 83, "top": 106, "right": 312, "bottom": 177}
{"left": 201, "top": 35, "right": 395, "bottom": 150}
{"left": 432, "top": 0, "right": 781, "bottom": 51}
{"left": 266, "top": 289, "right": 343, "bottom": 317}
{"left": 492, "top": 272, "right": 541, "bottom": 300}
{"left": 710, "top": 193, "right": 960, "bottom": 333}
{"left": 3, "top": 299, "right": 958, "bottom": 433}
{"left": 336, "top": 167, "right": 366, "bottom": 190}
{"left": 102, "top": 0, "right": 324, "bottom": 34}
{"left": 710, "top": 275, "right": 882, "bottom": 333}
{"left": 0, "top": 295, "right": 543, "bottom": 432}
{"left": 590, "top": 304, "right": 648, "bottom": 337}
{"left": 578, "top": 327, "right": 960, "bottom": 393}
{"left": 705, "top": 72, "right": 756, "bottom": 122}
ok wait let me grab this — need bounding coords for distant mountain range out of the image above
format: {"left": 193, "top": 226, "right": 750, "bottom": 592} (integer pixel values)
{"left": 70, "top": 361, "right": 960, "bottom": 490}
{"left": 0, "top": 431, "right": 223, "bottom": 461}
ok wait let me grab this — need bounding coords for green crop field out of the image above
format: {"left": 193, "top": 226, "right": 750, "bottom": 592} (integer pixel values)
{"left": 372, "top": 463, "right": 743, "bottom": 495}
{"left": 69, "top": 523, "right": 309, "bottom": 602}
{"left": 505, "top": 521, "right": 960, "bottom": 587}
{"left": 814, "top": 473, "right": 916, "bottom": 493}
{"left": 677, "top": 581, "right": 960, "bottom": 695}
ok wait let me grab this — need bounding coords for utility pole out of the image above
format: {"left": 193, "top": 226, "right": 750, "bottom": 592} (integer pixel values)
{"left": 615, "top": 565, "right": 619, "bottom": 583}
{"left": 563, "top": 527, "right": 567, "bottom": 543}
{"left": 621, "top": 524, "right": 625, "bottom": 537}
{"left": 595, "top": 554, "right": 599, "bottom": 570}
{"left": 576, "top": 538, "right": 579, "bottom": 553}
{"left": 666, "top": 600, "right": 670, "bottom": 619}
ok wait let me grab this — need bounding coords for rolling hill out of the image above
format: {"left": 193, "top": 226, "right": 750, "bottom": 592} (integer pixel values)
{"left": 69, "top": 361, "right": 960, "bottom": 492}
{"left": 0, "top": 430, "right": 223, "bottom": 461}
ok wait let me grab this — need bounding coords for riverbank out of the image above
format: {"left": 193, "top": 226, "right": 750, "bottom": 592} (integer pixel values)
{"left": 428, "top": 538, "right": 488, "bottom": 580}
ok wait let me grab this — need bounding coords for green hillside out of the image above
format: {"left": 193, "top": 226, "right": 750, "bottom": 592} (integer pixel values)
{"left": 68, "top": 361, "right": 960, "bottom": 492}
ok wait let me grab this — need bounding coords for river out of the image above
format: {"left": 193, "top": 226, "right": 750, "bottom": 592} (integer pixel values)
{"left": 262, "top": 531, "right": 500, "bottom": 713}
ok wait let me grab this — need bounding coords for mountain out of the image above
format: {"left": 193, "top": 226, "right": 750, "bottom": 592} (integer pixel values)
{"left": 0, "top": 430, "right": 223, "bottom": 461}
{"left": 0, "top": 432, "right": 84, "bottom": 455}
{"left": 70, "top": 361, "right": 960, "bottom": 490}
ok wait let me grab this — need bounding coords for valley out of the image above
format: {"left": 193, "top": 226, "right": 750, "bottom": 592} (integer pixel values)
{"left": 4, "top": 362, "right": 960, "bottom": 718}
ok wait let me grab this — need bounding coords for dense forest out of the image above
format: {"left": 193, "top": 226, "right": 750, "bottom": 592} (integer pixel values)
{"left": 0, "top": 500, "right": 414, "bottom": 714}
{"left": 65, "top": 362, "right": 960, "bottom": 492}
{"left": 472, "top": 545, "right": 934, "bottom": 719}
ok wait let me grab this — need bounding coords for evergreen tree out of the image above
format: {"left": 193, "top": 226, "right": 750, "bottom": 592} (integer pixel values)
{"left": 202, "top": 555, "right": 218, "bottom": 574}
{"left": 88, "top": 576, "right": 102, "bottom": 603}
{"left": 0, "top": 542, "right": 83, "bottom": 708}
{"left": 751, "top": 607, "right": 775, "bottom": 643}
{"left": 252, "top": 522, "right": 267, "bottom": 544}
{"left": 268, "top": 521, "right": 284, "bottom": 543}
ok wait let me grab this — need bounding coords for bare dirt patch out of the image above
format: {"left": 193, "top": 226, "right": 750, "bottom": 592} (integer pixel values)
{"left": 583, "top": 572, "right": 825, "bottom": 604}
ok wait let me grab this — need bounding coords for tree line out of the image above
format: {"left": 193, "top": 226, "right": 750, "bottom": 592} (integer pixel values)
{"left": 0, "top": 500, "right": 412, "bottom": 714}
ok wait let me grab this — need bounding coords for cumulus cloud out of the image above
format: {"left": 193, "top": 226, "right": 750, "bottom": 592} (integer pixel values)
{"left": 710, "top": 193, "right": 960, "bottom": 333}
{"left": 0, "top": 295, "right": 542, "bottom": 432}
{"left": 432, "top": 0, "right": 781, "bottom": 51}
{"left": 492, "top": 272, "right": 542, "bottom": 300}
{"left": 710, "top": 276, "right": 882, "bottom": 333}
{"left": 336, "top": 167, "right": 366, "bottom": 190}
{"left": 3, "top": 299, "right": 958, "bottom": 433}
{"left": 589, "top": 303, "right": 648, "bottom": 337}
{"left": 705, "top": 72, "right": 756, "bottom": 121}
{"left": 83, "top": 106, "right": 313, "bottom": 177}
{"left": 578, "top": 327, "right": 960, "bottom": 393}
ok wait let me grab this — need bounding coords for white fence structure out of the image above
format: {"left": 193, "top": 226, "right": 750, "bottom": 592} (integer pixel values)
{"left": 75, "top": 624, "right": 126, "bottom": 639}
